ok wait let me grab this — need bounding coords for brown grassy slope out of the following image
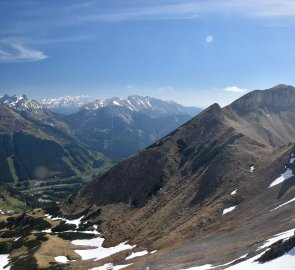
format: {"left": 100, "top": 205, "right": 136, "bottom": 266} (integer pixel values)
{"left": 61, "top": 85, "right": 295, "bottom": 268}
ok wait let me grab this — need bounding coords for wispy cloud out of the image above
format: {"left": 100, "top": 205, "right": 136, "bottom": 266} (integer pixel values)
{"left": 126, "top": 84, "right": 135, "bottom": 89}
{"left": 224, "top": 86, "right": 247, "bottom": 93}
{"left": 1, "top": 0, "right": 295, "bottom": 64}
{"left": 2, "top": 1, "right": 295, "bottom": 35}
{"left": 30, "top": 34, "right": 96, "bottom": 46}
{"left": 0, "top": 41, "right": 48, "bottom": 63}
{"left": 74, "top": 1, "right": 295, "bottom": 23}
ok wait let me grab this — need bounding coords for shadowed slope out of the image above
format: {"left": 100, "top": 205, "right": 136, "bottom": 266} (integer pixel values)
{"left": 62, "top": 85, "right": 295, "bottom": 269}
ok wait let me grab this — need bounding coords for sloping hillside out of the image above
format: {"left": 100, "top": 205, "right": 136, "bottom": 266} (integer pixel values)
{"left": 63, "top": 105, "right": 193, "bottom": 160}
{"left": 60, "top": 85, "right": 295, "bottom": 269}
{"left": 0, "top": 103, "right": 111, "bottom": 183}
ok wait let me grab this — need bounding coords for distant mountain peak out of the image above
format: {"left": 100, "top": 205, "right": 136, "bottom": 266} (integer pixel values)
{"left": 271, "top": 83, "right": 291, "bottom": 89}
{"left": 228, "top": 84, "right": 295, "bottom": 114}
{"left": 0, "top": 94, "right": 44, "bottom": 113}
{"left": 41, "top": 95, "right": 95, "bottom": 114}
{"left": 83, "top": 95, "right": 201, "bottom": 117}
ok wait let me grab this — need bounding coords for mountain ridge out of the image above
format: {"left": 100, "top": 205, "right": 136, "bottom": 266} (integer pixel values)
{"left": 0, "top": 99, "right": 111, "bottom": 184}
{"left": 41, "top": 95, "right": 95, "bottom": 114}
{"left": 40, "top": 94, "right": 202, "bottom": 116}
{"left": 61, "top": 97, "right": 199, "bottom": 160}
{"left": 1, "top": 94, "right": 199, "bottom": 160}
{"left": 61, "top": 84, "right": 295, "bottom": 269}
{"left": 82, "top": 95, "right": 201, "bottom": 117}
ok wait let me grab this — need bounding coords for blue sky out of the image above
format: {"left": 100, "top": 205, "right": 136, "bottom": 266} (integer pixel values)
{"left": 1, "top": 1, "right": 295, "bottom": 107}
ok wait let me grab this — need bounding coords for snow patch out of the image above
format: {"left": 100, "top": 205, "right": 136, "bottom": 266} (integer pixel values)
{"left": 257, "top": 228, "right": 295, "bottom": 250}
{"left": 126, "top": 250, "right": 148, "bottom": 260}
{"left": 179, "top": 264, "right": 213, "bottom": 270}
{"left": 216, "top": 253, "right": 248, "bottom": 268}
{"left": 42, "top": 228, "right": 52, "bottom": 233}
{"left": 227, "top": 247, "right": 295, "bottom": 269}
{"left": 0, "top": 254, "right": 10, "bottom": 270}
{"left": 231, "top": 189, "right": 238, "bottom": 195}
{"left": 113, "top": 101, "right": 122, "bottom": 106}
{"left": 271, "top": 197, "right": 295, "bottom": 211}
{"left": 72, "top": 237, "right": 135, "bottom": 261}
{"left": 54, "top": 256, "right": 69, "bottom": 263}
{"left": 223, "top": 206, "right": 237, "bottom": 215}
{"left": 44, "top": 214, "right": 84, "bottom": 228}
{"left": 180, "top": 228, "right": 295, "bottom": 270}
{"left": 269, "top": 168, "right": 294, "bottom": 188}
{"left": 64, "top": 216, "right": 84, "bottom": 227}
{"left": 126, "top": 100, "right": 135, "bottom": 111}
{"left": 250, "top": 166, "right": 255, "bottom": 172}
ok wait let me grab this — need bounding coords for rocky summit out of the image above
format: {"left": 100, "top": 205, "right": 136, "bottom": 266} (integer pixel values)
{"left": 61, "top": 85, "right": 295, "bottom": 269}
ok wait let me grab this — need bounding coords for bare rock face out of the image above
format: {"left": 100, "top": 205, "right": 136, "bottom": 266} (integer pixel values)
{"left": 62, "top": 85, "right": 295, "bottom": 269}
{"left": 229, "top": 84, "right": 295, "bottom": 114}
{"left": 257, "top": 232, "right": 295, "bottom": 263}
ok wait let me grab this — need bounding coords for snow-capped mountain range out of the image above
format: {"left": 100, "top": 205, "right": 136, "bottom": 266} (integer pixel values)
{"left": 83, "top": 95, "right": 200, "bottom": 117}
{"left": 0, "top": 93, "right": 202, "bottom": 162}
{"left": 41, "top": 95, "right": 95, "bottom": 114}
{"left": 0, "top": 94, "right": 201, "bottom": 118}
{"left": 39, "top": 95, "right": 201, "bottom": 116}
{"left": 0, "top": 94, "right": 44, "bottom": 114}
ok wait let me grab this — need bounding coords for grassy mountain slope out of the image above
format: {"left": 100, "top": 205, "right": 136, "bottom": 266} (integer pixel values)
{"left": 0, "top": 103, "right": 112, "bottom": 184}
{"left": 0, "top": 184, "right": 38, "bottom": 214}
{"left": 61, "top": 85, "right": 295, "bottom": 269}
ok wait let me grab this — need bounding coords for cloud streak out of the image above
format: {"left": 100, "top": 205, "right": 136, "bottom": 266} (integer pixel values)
{"left": 0, "top": 41, "right": 48, "bottom": 63}
{"left": 224, "top": 86, "right": 247, "bottom": 93}
{"left": 1, "top": 0, "right": 295, "bottom": 63}
{"left": 74, "top": 0, "right": 295, "bottom": 23}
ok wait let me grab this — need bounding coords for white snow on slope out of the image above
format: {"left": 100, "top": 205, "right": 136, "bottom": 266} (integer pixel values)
{"left": 271, "top": 197, "right": 295, "bottom": 211}
{"left": 257, "top": 228, "right": 295, "bottom": 250}
{"left": 42, "top": 228, "right": 53, "bottom": 233}
{"left": 44, "top": 214, "right": 84, "bottom": 228}
{"left": 269, "top": 168, "right": 294, "bottom": 188}
{"left": 113, "top": 101, "right": 122, "bottom": 106}
{"left": 72, "top": 237, "right": 134, "bottom": 261}
{"left": 126, "top": 250, "right": 148, "bottom": 260}
{"left": 179, "top": 264, "right": 213, "bottom": 270}
{"left": 289, "top": 158, "right": 295, "bottom": 163}
{"left": 231, "top": 189, "right": 238, "bottom": 195}
{"left": 0, "top": 254, "right": 10, "bottom": 270}
{"left": 179, "top": 228, "right": 295, "bottom": 270}
{"left": 223, "top": 206, "right": 237, "bottom": 215}
{"left": 250, "top": 166, "right": 255, "bottom": 172}
{"left": 41, "top": 95, "right": 93, "bottom": 108}
{"left": 54, "top": 256, "right": 69, "bottom": 263}
{"left": 43, "top": 214, "right": 136, "bottom": 265}
{"left": 89, "top": 263, "right": 133, "bottom": 270}
{"left": 64, "top": 216, "right": 84, "bottom": 227}
{"left": 227, "top": 247, "right": 295, "bottom": 270}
